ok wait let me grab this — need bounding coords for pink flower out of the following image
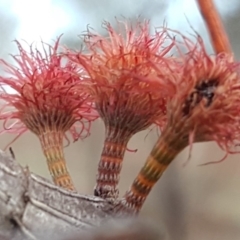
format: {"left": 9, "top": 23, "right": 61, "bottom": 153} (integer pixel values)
{"left": 168, "top": 32, "right": 240, "bottom": 152}
{"left": 0, "top": 36, "right": 98, "bottom": 190}
{"left": 66, "top": 20, "right": 178, "bottom": 200}
{"left": 120, "top": 30, "right": 240, "bottom": 213}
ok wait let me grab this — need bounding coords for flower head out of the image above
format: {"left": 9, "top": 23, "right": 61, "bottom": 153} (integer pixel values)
{"left": 164, "top": 31, "right": 240, "bottom": 153}
{"left": 0, "top": 36, "right": 97, "bottom": 144}
{"left": 67, "top": 20, "right": 178, "bottom": 134}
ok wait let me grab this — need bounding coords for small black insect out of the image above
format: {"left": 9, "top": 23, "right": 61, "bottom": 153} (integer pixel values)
{"left": 183, "top": 79, "right": 218, "bottom": 116}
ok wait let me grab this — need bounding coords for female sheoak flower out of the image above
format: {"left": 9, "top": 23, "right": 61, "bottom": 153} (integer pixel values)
{"left": 0, "top": 37, "right": 97, "bottom": 191}
{"left": 67, "top": 20, "right": 178, "bottom": 200}
{"left": 120, "top": 32, "right": 240, "bottom": 213}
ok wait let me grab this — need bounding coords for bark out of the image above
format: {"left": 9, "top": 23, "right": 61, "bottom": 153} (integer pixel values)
{"left": 0, "top": 150, "right": 164, "bottom": 240}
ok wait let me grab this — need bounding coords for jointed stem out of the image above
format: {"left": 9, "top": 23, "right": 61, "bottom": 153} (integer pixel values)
{"left": 94, "top": 126, "right": 132, "bottom": 200}
{"left": 39, "top": 130, "right": 75, "bottom": 191}
{"left": 121, "top": 127, "right": 187, "bottom": 213}
{"left": 196, "top": 0, "right": 232, "bottom": 54}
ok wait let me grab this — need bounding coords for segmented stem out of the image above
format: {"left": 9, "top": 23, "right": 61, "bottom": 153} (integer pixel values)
{"left": 94, "top": 126, "right": 132, "bottom": 200}
{"left": 196, "top": 0, "right": 232, "bottom": 54}
{"left": 39, "top": 130, "right": 75, "bottom": 191}
{"left": 121, "top": 127, "right": 187, "bottom": 213}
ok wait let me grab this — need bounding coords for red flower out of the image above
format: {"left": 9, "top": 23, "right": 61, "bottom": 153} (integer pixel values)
{"left": 67, "top": 20, "right": 179, "bottom": 200}
{"left": 0, "top": 36, "right": 97, "bottom": 191}
{"left": 168, "top": 32, "right": 240, "bottom": 152}
{"left": 120, "top": 30, "right": 240, "bottom": 213}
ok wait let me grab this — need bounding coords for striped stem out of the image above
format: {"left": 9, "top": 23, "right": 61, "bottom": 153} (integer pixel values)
{"left": 121, "top": 128, "right": 187, "bottom": 213}
{"left": 39, "top": 130, "right": 75, "bottom": 191}
{"left": 94, "top": 126, "right": 132, "bottom": 200}
{"left": 196, "top": 0, "right": 232, "bottom": 54}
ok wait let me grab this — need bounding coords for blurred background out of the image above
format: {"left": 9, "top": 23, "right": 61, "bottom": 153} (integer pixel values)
{"left": 0, "top": 0, "right": 240, "bottom": 239}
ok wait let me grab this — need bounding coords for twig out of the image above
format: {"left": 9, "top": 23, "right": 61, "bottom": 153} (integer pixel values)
{"left": 196, "top": 0, "right": 232, "bottom": 54}
{"left": 9, "top": 147, "right": 15, "bottom": 159}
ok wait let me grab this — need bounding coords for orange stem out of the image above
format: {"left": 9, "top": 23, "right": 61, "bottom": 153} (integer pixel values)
{"left": 39, "top": 130, "right": 75, "bottom": 191}
{"left": 196, "top": 0, "right": 232, "bottom": 54}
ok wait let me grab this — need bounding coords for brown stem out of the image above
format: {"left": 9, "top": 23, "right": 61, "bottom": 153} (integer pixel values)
{"left": 196, "top": 0, "right": 232, "bottom": 54}
{"left": 121, "top": 127, "right": 188, "bottom": 213}
{"left": 38, "top": 130, "right": 75, "bottom": 191}
{"left": 94, "top": 126, "right": 132, "bottom": 200}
